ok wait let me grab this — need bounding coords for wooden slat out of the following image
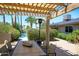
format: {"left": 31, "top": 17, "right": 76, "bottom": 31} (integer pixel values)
{"left": 48, "top": 4, "right": 54, "bottom": 8}
{"left": 0, "top": 7, "right": 49, "bottom": 14}
{"left": 54, "top": 3, "right": 66, "bottom": 7}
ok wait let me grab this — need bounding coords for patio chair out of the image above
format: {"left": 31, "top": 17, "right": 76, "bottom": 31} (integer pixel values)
{"left": 2, "top": 40, "right": 15, "bottom": 56}
{"left": 6, "top": 42, "right": 13, "bottom": 51}
{"left": 0, "top": 40, "right": 10, "bottom": 56}
{"left": 0, "top": 41, "right": 14, "bottom": 56}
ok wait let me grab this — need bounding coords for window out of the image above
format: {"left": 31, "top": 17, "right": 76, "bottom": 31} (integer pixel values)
{"left": 65, "top": 26, "right": 73, "bottom": 33}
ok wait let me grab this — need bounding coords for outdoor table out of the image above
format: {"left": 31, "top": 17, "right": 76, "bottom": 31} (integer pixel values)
{"left": 12, "top": 41, "right": 46, "bottom": 56}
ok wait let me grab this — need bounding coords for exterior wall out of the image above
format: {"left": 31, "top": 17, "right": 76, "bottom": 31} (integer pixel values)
{"left": 58, "top": 24, "right": 79, "bottom": 33}
{"left": 58, "top": 25, "right": 65, "bottom": 33}
{"left": 72, "top": 24, "right": 79, "bottom": 30}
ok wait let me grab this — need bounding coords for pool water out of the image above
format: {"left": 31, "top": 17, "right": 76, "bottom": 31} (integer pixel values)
{"left": 19, "top": 32, "right": 28, "bottom": 41}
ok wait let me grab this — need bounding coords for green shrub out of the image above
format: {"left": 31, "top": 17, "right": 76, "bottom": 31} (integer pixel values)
{"left": 27, "top": 28, "right": 58, "bottom": 41}
{"left": 57, "top": 30, "right": 79, "bottom": 43}
{"left": 14, "top": 23, "right": 21, "bottom": 31}
{"left": 27, "top": 29, "right": 39, "bottom": 40}
{"left": 40, "top": 29, "right": 46, "bottom": 41}
{"left": 27, "top": 28, "right": 46, "bottom": 41}
{"left": 65, "top": 33, "right": 77, "bottom": 42}
{"left": 0, "top": 23, "right": 11, "bottom": 33}
{"left": 50, "top": 29, "right": 58, "bottom": 40}
{"left": 72, "top": 30, "right": 79, "bottom": 43}
{"left": 57, "top": 32, "right": 66, "bottom": 39}
{"left": 9, "top": 28, "right": 20, "bottom": 40}
{"left": 65, "top": 33, "right": 72, "bottom": 42}
{"left": 57, "top": 32, "right": 77, "bottom": 42}
{"left": 73, "top": 30, "right": 79, "bottom": 35}
{"left": 0, "top": 22, "right": 20, "bottom": 41}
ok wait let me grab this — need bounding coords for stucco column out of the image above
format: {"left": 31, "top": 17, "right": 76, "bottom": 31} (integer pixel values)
{"left": 46, "top": 14, "right": 52, "bottom": 55}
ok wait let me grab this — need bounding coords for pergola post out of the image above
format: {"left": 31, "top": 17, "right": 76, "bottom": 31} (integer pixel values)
{"left": 46, "top": 14, "right": 52, "bottom": 55}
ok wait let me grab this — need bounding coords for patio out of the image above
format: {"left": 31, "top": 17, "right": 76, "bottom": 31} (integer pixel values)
{"left": 0, "top": 3, "right": 79, "bottom": 56}
{"left": 50, "top": 38, "right": 79, "bottom": 56}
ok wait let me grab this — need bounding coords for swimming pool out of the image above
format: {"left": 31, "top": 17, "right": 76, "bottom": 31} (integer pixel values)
{"left": 19, "top": 32, "right": 28, "bottom": 41}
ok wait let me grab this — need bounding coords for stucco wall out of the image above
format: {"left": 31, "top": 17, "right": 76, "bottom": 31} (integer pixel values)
{"left": 58, "top": 26, "right": 65, "bottom": 33}
{"left": 73, "top": 25, "right": 79, "bottom": 30}
{"left": 58, "top": 24, "right": 79, "bottom": 33}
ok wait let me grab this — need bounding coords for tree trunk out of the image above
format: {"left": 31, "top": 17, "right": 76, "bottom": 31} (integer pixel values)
{"left": 30, "top": 23, "right": 32, "bottom": 28}
{"left": 21, "top": 15, "right": 22, "bottom": 31}
{"left": 13, "top": 14, "right": 16, "bottom": 27}
{"left": 18, "top": 15, "right": 19, "bottom": 24}
{"left": 11, "top": 15, "right": 13, "bottom": 26}
{"left": 3, "top": 14, "right": 5, "bottom": 24}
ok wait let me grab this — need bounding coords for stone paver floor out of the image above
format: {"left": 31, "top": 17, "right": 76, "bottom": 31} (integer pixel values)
{"left": 50, "top": 38, "right": 79, "bottom": 56}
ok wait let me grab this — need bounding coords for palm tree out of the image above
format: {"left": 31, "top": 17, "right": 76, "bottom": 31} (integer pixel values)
{"left": 25, "top": 16, "right": 36, "bottom": 28}
{"left": 35, "top": 19, "right": 38, "bottom": 28}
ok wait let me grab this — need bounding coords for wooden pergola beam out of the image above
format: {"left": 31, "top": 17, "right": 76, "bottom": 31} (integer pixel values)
{"left": 0, "top": 3, "right": 49, "bottom": 15}
{"left": 54, "top": 3, "right": 66, "bottom": 7}
{"left": 0, "top": 3, "right": 55, "bottom": 12}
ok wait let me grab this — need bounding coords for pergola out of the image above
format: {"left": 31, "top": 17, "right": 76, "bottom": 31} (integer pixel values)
{"left": 0, "top": 3, "right": 79, "bottom": 55}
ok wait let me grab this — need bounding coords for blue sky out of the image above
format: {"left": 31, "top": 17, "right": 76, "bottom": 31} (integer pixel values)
{"left": 0, "top": 8, "right": 79, "bottom": 27}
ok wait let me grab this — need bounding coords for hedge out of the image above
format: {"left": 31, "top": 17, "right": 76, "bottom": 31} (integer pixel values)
{"left": 57, "top": 30, "right": 79, "bottom": 43}
{"left": 57, "top": 32, "right": 67, "bottom": 39}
